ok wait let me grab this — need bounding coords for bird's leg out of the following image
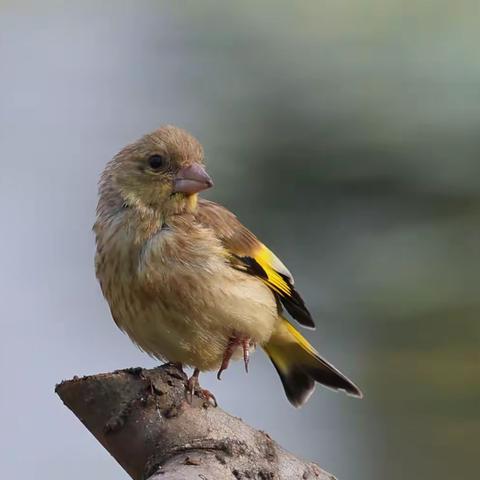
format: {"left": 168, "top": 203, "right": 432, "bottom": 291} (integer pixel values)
{"left": 186, "top": 368, "right": 199, "bottom": 402}
{"left": 217, "top": 335, "right": 252, "bottom": 380}
{"left": 186, "top": 368, "right": 217, "bottom": 407}
{"left": 242, "top": 337, "right": 250, "bottom": 373}
{"left": 217, "top": 337, "right": 237, "bottom": 380}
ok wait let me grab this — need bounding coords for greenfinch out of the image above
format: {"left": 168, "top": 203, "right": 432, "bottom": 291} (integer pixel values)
{"left": 94, "top": 125, "right": 362, "bottom": 406}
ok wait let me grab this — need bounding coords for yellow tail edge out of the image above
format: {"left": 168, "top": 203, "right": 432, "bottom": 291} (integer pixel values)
{"left": 263, "top": 318, "right": 363, "bottom": 407}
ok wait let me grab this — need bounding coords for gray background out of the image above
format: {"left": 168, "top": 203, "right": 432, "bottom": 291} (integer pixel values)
{"left": 1, "top": 1, "right": 479, "bottom": 479}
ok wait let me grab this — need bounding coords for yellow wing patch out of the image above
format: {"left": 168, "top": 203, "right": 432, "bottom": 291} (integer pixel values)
{"left": 247, "top": 244, "right": 315, "bottom": 329}
{"left": 254, "top": 244, "right": 293, "bottom": 296}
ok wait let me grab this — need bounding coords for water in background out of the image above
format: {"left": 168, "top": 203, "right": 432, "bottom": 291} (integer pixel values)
{"left": 0, "top": 2, "right": 479, "bottom": 479}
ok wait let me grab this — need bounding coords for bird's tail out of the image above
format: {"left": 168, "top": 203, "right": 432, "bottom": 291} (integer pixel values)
{"left": 263, "top": 317, "right": 362, "bottom": 407}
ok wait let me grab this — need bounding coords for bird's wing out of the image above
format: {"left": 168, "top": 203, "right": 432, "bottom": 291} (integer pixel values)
{"left": 196, "top": 199, "right": 315, "bottom": 329}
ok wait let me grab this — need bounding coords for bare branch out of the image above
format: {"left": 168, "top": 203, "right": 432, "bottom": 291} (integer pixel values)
{"left": 55, "top": 364, "right": 335, "bottom": 480}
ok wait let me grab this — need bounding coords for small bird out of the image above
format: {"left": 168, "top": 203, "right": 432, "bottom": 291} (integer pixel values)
{"left": 94, "top": 125, "right": 362, "bottom": 407}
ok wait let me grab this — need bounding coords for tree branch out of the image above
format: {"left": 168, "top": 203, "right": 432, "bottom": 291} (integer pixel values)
{"left": 55, "top": 364, "right": 335, "bottom": 480}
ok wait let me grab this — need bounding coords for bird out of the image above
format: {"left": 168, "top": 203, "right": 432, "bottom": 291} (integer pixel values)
{"left": 94, "top": 125, "right": 362, "bottom": 407}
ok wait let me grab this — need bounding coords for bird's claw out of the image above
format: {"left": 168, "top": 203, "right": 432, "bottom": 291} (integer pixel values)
{"left": 185, "top": 368, "right": 217, "bottom": 407}
{"left": 217, "top": 335, "right": 252, "bottom": 380}
{"left": 242, "top": 337, "right": 250, "bottom": 373}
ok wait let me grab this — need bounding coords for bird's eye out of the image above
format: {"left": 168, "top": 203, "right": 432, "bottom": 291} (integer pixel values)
{"left": 148, "top": 154, "right": 169, "bottom": 171}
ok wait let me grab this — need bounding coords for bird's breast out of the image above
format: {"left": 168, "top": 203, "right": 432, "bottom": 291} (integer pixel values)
{"left": 96, "top": 218, "right": 278, "bottom": 370}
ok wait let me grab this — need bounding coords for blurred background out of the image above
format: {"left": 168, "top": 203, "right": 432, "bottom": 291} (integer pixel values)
{"left": 1, "top": 1, "right": 479, "bottom": 479}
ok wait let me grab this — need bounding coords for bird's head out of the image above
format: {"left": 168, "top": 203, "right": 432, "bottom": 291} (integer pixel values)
{"left": 101, "top": 125, "right": 213, "bottom": 216}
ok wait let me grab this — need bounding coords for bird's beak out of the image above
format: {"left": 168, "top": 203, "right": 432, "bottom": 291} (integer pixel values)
{"left": 173, "top": 164, "right": 213, "bottom": 195}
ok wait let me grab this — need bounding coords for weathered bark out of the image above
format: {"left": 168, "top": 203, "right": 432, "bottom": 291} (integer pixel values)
{"left": 55, "top": 364, "right": 335, "bottom": 480}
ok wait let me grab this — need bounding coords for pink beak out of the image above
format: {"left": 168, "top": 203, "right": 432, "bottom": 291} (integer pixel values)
{"left": 173, "top": 164, "right": 213, "bottom": 195}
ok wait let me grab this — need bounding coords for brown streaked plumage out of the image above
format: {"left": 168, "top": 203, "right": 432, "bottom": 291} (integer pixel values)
{"left": 94, "top": 125, "right": 362, "bottom": 407}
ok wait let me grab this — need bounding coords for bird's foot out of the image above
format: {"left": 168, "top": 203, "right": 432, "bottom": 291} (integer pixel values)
{"left": 217, "top": 335, "right": 252, "bottom": 380}
{"left": 186, "top": 368, "right": 217, "bottom": 407}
